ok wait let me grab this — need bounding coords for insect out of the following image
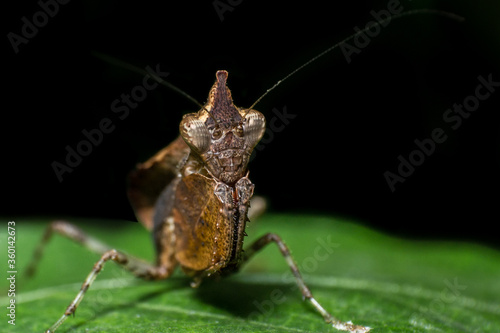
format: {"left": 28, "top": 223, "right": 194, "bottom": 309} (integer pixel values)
{"left": 27, "top": 69, "right": 369, "bottom": 333}
{"left": 26, "top": 8, "right": 462, "bottom": 333}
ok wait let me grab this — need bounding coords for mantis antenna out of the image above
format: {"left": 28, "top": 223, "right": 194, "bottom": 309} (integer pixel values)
{"left": 92, "top": 9, "right": 463, "bottom": 113}
{"left": 92, "top": 51, "right": 205, "bottom": 109}
{"left": 248, "top": 9, "right": 464, "bottom": 110}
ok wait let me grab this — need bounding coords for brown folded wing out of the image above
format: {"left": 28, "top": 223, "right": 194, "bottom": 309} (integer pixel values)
{"left": 127, "top": 136, "right": 190, "bottom": 230}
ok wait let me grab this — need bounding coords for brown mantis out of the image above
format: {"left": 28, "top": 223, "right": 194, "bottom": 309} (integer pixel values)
{"left": 26, "top": 9, "right": 463, "bottom": 333}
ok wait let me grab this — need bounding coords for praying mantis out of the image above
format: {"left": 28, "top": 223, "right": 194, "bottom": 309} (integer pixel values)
{"left": 25, "top": 7, "right": 463, "bottom": 333}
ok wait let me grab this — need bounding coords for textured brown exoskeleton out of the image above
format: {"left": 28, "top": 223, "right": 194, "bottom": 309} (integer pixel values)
{"left": 28, "top": 9, "right": 464, "bottom": 332}
{"left": 27, "top": 70, "right": 370, "bottom": 333}
{"left": 25, "top": 9, "right": 467, "bottom": 333}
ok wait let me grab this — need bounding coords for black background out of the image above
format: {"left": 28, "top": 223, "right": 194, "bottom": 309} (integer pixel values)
{"left": 4, "top": 1, "right": 500, "bottom": 247}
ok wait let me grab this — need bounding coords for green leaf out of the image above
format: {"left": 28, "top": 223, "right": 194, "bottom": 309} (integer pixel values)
{"left": 2, "top": 214, "right": 499, "bottom": 332}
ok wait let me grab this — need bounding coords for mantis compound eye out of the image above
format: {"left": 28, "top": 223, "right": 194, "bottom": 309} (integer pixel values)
{"left": 180, "top": 114, "right": 211, "bottom": 154}
{"left": 242, "top": 109, "right": 266, "bottom": 150}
